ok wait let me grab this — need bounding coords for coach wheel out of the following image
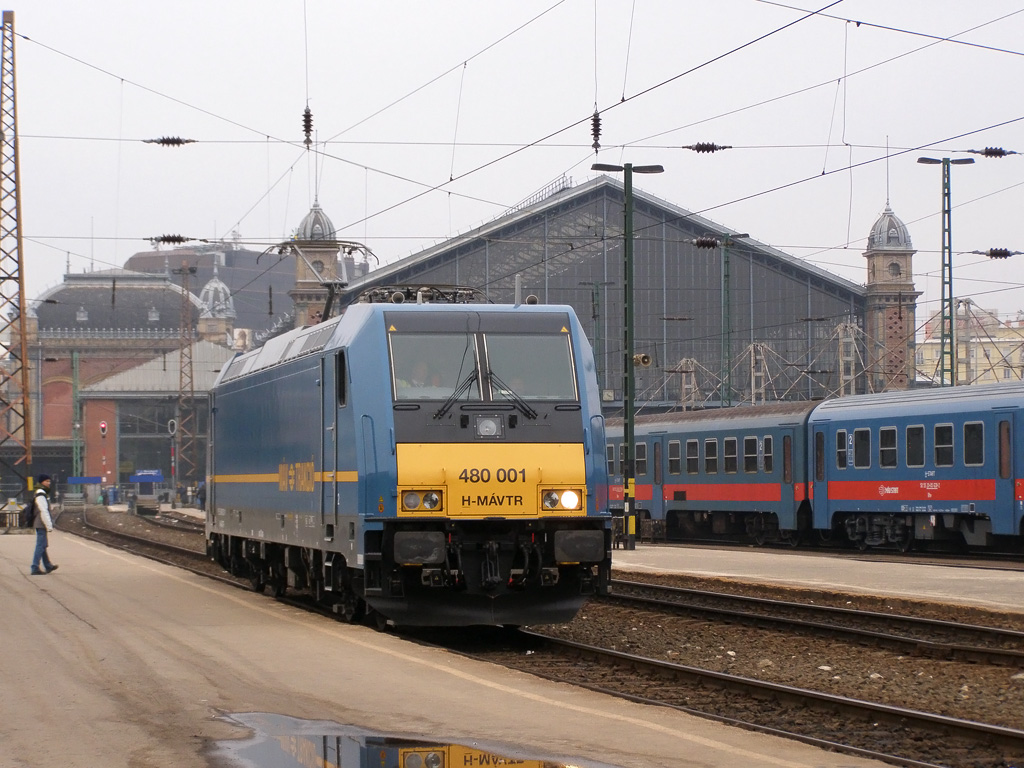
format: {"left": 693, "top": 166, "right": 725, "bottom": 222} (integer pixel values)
{"left": 750, "top": 515, "right": 767, "bottom": 547}
{"left": 896, "top": 530, "right": 914, "bottom": 554}
{"left": 778, "top": 530, "right": 800, "bottom": 548}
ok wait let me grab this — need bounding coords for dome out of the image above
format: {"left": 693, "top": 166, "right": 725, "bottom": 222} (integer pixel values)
{"left": 199, "top": 266, "right": 236, "bottom": 319}
{"left": 866, "top": 205, "right": 913, "bottom": 250}
{"left": 295, "top": 201, "right": 336, "bottom": 241}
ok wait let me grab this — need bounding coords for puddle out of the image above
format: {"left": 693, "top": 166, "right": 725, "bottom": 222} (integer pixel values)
{"left": 211, "top": 712, "right": 623, "bottom": 768}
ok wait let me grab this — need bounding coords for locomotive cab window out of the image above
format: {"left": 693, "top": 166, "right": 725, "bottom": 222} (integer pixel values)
{"left": 935, "top": 424, "right": 954, "bottom": 467}
{"left": 390, "top": 333, "right": 481, "bottom": 401}
{"left": 964, "top": 422, "right": 984, "bottom": 466}
{"left": 484, "top": 332, "right": 578, "bottom": 401}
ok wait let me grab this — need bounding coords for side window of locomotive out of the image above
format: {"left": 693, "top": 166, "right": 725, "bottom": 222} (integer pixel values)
{"left": 963, "top": 422, "right": 984, "bottom": 466}
{"left": 743, "top": 437, "right": 758, "bottom": 473}
{"left": 835, "top": 429, "right": 848, "bottom": 469}
{"left": 999, "top": 421, "right": 1011, "bottom": 480}
{"left": 724, "top": 437, "right": 738, "bottom": 473}
{"left": 686, "top": 440, "right": 699, "bottom": 474}
{"left": 704, "top": 439, "right": 718, "bottom": 474}
{"left": 879, "top": 427, "right": 897, "bottom": 468}
{"left": 814, "top": 431, "right": 825, "bottom": 482}
{"left": 763, "top": 435, "right": 774, "bottom": 473}
{"left": 336, "top": 352, "right": 347, "bottom": 407}
{"left": 390, "top": 332, "right": 480, "bottom": 401}
{"left": 635, "top": 442, "right": 648, "bottom": 476}
{"left": 606, "top": 444, "right": 616, "bottom": 475}
{"left": 853, "top": 428, "right": 871, "bottom": 469}
{"left": 934, "top": 424, "right": 954, "bottom": 467}
{"left": 906, "top": 425, "right": 925, "bottom": 468}
{"left": 484, "top": 333, "right": 577, "bottom": 401}
{"left": 668, "top": 440, "right": 681, "bottom": 475}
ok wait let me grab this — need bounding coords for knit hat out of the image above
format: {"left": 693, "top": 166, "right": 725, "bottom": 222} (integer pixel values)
{"left": 37, "top": 473, "right": 51, "bottom": 484}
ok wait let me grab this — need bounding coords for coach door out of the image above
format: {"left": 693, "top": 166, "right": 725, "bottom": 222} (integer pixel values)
{"left": 997, "top": 413, "right": 1020, "bottom": 535}
{"left": 811, "top": 425, "right": 831, "bottom": 530}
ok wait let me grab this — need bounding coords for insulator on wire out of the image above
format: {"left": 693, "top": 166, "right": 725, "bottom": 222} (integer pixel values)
{"left": 302, "top": 106, "right": 313, "bottom": 147}
{"left": 692, "top": 236, "right": 719, "bottom": 249}
{"left": 969, "top": 146, "right": 1018, "bottom": 158}
{"left": 152, "top": 234, "right": 189, "bottom": 245}
{"left": 591, "top": 110, "right": 602, "bottom": 153}
{"left": 683, "top": 142, "right": 732, "bottom": 154}
{"left": 143, "top": 136, "right": 196, "bottom": 146}
{"left": 987, "top": 248, "right": 1013, "bottom": 259}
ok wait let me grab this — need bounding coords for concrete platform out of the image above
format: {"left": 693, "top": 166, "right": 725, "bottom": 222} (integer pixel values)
{"left": 0, "top": 532, "right": 888, "bottom": 768}
{"left": 613, "top": 544, "right": 1024, "bottom": 614}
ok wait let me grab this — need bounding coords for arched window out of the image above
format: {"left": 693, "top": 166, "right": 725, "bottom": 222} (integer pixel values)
{"left": 887, "top": 261, "right": 902, "bottom": 278}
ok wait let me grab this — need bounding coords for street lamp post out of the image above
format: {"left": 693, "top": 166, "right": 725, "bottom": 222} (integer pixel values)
{"left": 918, "top": 156, "right": 977, "bottom": 385}
{"left": 592, "top": 161, "right": 664, "bottom": 550}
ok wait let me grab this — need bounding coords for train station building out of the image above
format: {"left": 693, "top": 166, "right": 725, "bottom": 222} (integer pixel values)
{"left": 10, "top": 176, "right": 932, "bottom": 489}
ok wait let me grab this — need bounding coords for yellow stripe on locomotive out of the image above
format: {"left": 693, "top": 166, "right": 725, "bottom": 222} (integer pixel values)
{"left": 396, "top": 442, "right": 587, "bottom": 517}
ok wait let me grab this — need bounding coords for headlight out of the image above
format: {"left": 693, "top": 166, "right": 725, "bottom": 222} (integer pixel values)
{"left": 422, "top": 491, "right": 441, "bottom": 509}
{"left": 542, "top": 491, "right": 560, "bottom": 509}
{"left": 403, "top": 491, "right": 421, "bottom": 509}
{"left": 560, "top": 490, "right": 580, "bottom": 509}
{"left": 475, "top": 415, "right": 503, "bottom": 438}
{"left": 424, "top": 753, "right": 443, "bottom": 768}
{"left": 404, "top": 755, "right": 423, "bottom": 768}
{"left": 541, "top": 489, "right": 583, "bottom": 511}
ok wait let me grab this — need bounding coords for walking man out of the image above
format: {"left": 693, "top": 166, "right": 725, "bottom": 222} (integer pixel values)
{"left": 30, "top": 474, "right": 58, "bottom": 575}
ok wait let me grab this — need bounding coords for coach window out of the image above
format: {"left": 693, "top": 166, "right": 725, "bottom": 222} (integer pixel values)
{"left": 635, "top": 442, "right": 648, "bottom": 476}
{"left": 879, "top": 427, "right": 897, "bottom": 468}
{"left": 814, "top": 431, "right": 825, "bottom": 482}
{"left": 606, "top": 444, "right": 616, "bottom": 475}
{"left": 619, "top": 443, "right": 627, "bottom": 474}
{"left": 744, "top": 437, "right": 758, "bottom": 473}
{"left": 853, "top": 428, "right": 871, "bottom": 469}
{"left": 906, "top": 425, "right": 925, "bottom": 468}
{"left": 836, "top": 429, "right": 848, "bottom": 469}
{"left": 763, "top": 435, "right": 774, "bottom": 473}
{"left": 653, "top": 442, "right": 662, "bottom": 484}
{"left": 999, "top": 421, "right": 1011, "bottom": 479}
{"left": 934, "top": 424, "right": 954, "bottom": 467}
{"left": 783, "top": 435, "right": 793, "bottom": 484}
{"left": 686, "top": 440, "right": 699, "bottom": 474}
{"left": 668, "top": 440, "right": 682, "bottom": 475}
{"left": 704, "top": 438, "right": 718, "bottom": 474}
{"left": 964, "top": 422, "right": 984, "bottom": 466}
{"left": 724, "top": 437, "right": 738, "bottom": 473}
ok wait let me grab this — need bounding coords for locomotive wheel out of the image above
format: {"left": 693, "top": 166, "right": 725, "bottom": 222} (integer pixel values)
{"left": 250, "top": 568, "right": 266, "bottom": 594}
{"left": 336, "top": 591, "right": 364, "bottom": 624}
{"left": 268, "top": 563, "right": 287, "bottom": 597}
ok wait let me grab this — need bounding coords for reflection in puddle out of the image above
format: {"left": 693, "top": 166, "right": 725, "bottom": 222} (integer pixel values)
{"left": 212, "top": 713, "right": 621, "bottom": 768}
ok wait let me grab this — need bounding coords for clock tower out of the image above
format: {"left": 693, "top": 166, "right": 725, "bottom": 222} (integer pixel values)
{"left": 863, "top": 204, "right": 920, "bottom": 391}
{"left": 289, "top": 200, "right": 340, "bottom": 327}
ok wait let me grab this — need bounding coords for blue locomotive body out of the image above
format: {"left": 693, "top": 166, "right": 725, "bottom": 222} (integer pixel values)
{"left": 207, "top": 300, "right": 612, "bottom": 626}
{"left": 605, "top": 382, "right": 1024, "bottom": 551}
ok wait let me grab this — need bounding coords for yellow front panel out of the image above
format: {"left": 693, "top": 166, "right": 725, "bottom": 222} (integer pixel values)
{"left": 396, "top": 442, "right": 586, "bottom": 517}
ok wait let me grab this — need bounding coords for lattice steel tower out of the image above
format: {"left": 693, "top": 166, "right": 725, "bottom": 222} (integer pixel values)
{"left": 0, "top": 11, "right": 32, "bottom": 482}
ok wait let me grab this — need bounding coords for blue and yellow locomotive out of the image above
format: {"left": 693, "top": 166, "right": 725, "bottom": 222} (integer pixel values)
{"left": 206, "top": 290, "right": 612, "bottom": 626}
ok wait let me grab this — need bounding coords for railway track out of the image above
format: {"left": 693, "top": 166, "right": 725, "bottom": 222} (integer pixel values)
{"left": 62, "top": 506, "right": 1024, "bottom": 767}
{"left": 608, "top": 578, "right": 1024, "bottom": 667}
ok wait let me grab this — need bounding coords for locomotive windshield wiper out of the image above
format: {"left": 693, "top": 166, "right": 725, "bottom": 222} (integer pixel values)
{"left": 433, "top": 371, "right": 479, "bottom": 420}
{"left": 488, "top": 370, "right": 538, "bottom": 420}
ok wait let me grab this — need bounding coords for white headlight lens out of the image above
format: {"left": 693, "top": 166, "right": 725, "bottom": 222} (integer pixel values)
{"left": 542, "top": 491, "right": 559, "bottom": 509}
{"left": 476, "top": 416, "right": 500, "bottom": 437}
{"left": 424, "top": 753, "right": 443, "bottom": 768}
{"left": 560, "top": 490, "right": 580, "bottom": 509}
{"left": 403, "top": 491, "right": 421, "bottom": 509}
{"left": 404, "top": 755, "right": 423, "bottom": 768}
{"left": 422, "top": 491, "right": 441, "bottom": 510}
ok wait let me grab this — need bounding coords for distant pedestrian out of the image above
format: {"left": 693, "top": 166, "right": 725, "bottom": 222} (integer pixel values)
{"left": 196, "top": 482, "right": 206, "bottom": 511}
{"left": 30, "top": 474, "right": 58, "bottom": 575}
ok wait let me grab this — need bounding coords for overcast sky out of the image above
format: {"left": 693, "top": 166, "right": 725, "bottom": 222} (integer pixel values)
{"left": 13, "top": 1, "right": 1024, "bottom": 326}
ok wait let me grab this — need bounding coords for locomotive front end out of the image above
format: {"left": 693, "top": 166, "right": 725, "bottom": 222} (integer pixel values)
{"left": 369, "top": 305, "right": 611, "bottom": 625}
